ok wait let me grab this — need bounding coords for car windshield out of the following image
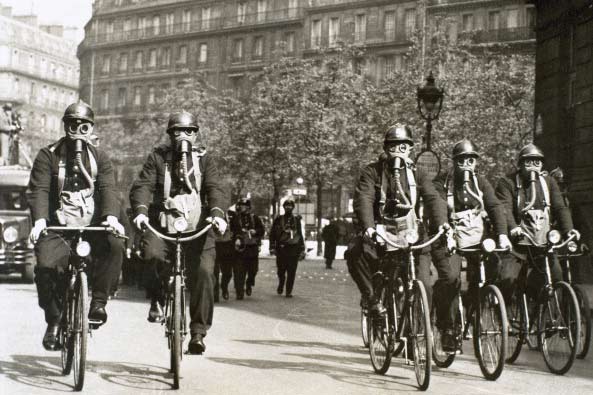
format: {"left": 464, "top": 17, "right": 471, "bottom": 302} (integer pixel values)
{"left": 0, "top": 189, "right": 28, "bottom": 210}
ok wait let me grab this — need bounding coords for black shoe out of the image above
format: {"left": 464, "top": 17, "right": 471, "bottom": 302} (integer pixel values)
{"left": 89, "top": 303, "right": 107, "bottom": 324}
{"left": 285, "top": 293, "right": 293, "bottom": 298}
{"left": 441, "top": 329, "right": 457, "bottom": 353}
{"left": 325, "top": 265, "right": 333, "bottom": 269}
{"left": 222, "top": 287, "right": 229, "bottom": 300}
{"left": 246, "top": 285, "right": 252, "bottom": 296}
{"left": 277, "top": 283, "right": 284, "bottom": 295}
{"left": 147, "top": 301, "right": 164, "bottom": 323}
{"left": 188, "top": 334, "right": 206, "bottom": 355}
{"left": 42, "top": 324, "right": 61, "bottom": 351}
{"left": 236, "top": 292, "right": 244, "bottom": 300}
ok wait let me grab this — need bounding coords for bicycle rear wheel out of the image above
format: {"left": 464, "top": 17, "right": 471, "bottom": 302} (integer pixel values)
{"left": 573, "top": 285, "right": 591, "bottom": 359}
{"left": 539, "top": 281, "right": 580, "bottom": 375}
{"left": 410, "top": 281, "right": 431, "bottom": 391}
{"left": 506, "top": 289, "right": 525, "bottom": 364}
{"left": 170, "top": 275, "right": 182, "bottom": 389}
{"left": 361, "top": 306, "right": 370, "bottom": 348}
{"left": 61, "top": 289, "right": 74, "bottom": 375}
{"left": 73, "top": 273, "right": 88, "bottom": 391}
{"left": 474, "top": 285, "right": 507, "bottom": 380}
{"left": 369, "top": 287, "right": 393, "bottom": 374}
{"left": 431, "top": 306, "right": 455, "bottom": 368}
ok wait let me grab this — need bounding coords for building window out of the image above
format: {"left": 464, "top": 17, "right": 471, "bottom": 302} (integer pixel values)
{"left": 384, "top": 56, "right": 395, "bottom": 79}
{"left": 148, "top": 86, "right": 155, "bottom": 105}
{"left": 355, "top": 14, "right": 366, "bottom": 43}
{"left": 199, "top": 43, "right": 208, "bottom": 64}
{"left": 133, "top": 86, "right": 142, "bottom": 107}
{"left": 137, "top": 16, "right": 146, "bottom": 36}
{"left": 101, "top": 55, "right": 111, "bottom": 74}
{"left": 101, "top": 90, "right": 109, "bottom": 111}
{"left": 177, "top": 45, "right": 188, "bottom": 64}
{"left": 40, "top": 114, "right": 47, "bottom": 130}
{"left": 462, "top": 14, "right": 474, "bottom": 32}
{"left": 106, "top": 20, "right": 114, "bottom": 35}
{"left": 165, "top": 12, "right": 174, "bottom": 34}
{"left": 289, "top": 0, "right": 298, "bottom": 17}
{"left": 257, "top": 0, "right": 267, "bottom": 22}
{"left": 384, "top": 11, "right": 396, "bottom": 41}
{"left": 526, "top": 6, "right": 536, "bottom": 28}
{"left": 405, "top": 9, "right": 416, "bottom": 37}
{"left": 311, "top": 19, "right": 321, "bottom": 48}
{"left": 134, "top": 51, "right": 143, "bottom": 70}
{"left": 507, "top": 9, "right": 519, "bottom": 29}
{"left": 237, "top": 2, "right": 247, "bottom": 24}
{"left": 118, "top": 53, "right": 128, "bottom": 73}
{"left": 123, "top": 18, "right": 131, "bottom": 32}
{"left": 232, "top": 39, "right": 244, "bottom": 61}
{"left": 253, "top": 36, "right": 264, "bottom": 59}
{"left": 182, "top": 9, "right": 191, "bottom": 32}
{"left": 148, "top": 49, "right": 157, "bottom": 68}
{"left": 161, "top": 47, "right": 171, "bottom": 67}
{"left": 285, "top": 31, "right": 295, "bottom": 53}
{"left": 488, "top": 11, "right": 500, "bottom": 30}
{"left": 329, "top": 17, "right": 340, "bottom": 47}
{"left": 152, "top": 15, "right": 160, "bottom": 35}
{"left": 117, "top": 87, "right": 127, "bottom": 109}
{"left": 202, "top": 7, "right": 211, "bottom": 29}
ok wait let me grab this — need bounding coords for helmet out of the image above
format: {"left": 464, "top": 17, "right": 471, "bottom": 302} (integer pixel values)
{"left": 63, "top": 102, "right": 95, "bottom": 124}
{"left": 283, "top": 197, "right": 295, "bottom": 207}
{"left": 452, "top": 139, "right": 480, "bottom": 159}
{"left": 2, "top": 102, "right": 13, "bottom": 111}
{"left": 384, "top": 124, "right": 413, "bottom": 145}
{"left": 549, "top": 167, "right": 564, "bottom": 182}
{"left": 518, "top": 143, "right": 544, "bottom": 161}
{"left": 236, "top": 197, "right": 251, "bottom": 207}
{"left": 167, "top": 111, "right": 199, "bottom": 132}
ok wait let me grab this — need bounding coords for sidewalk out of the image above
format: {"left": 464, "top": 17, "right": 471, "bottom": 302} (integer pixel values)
{"left": 258, "top": 240, "right": 347, "bottom": 261}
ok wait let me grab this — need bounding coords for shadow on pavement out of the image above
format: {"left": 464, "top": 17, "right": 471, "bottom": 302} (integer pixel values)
{"left": 0, "top": 355, "right": 172, "bottom": 392}
{"left": 236, "top": 339, "right": 367, "bottom": 355}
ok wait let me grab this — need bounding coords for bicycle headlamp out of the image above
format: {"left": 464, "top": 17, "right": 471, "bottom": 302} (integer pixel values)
{"left": 547, "top": 230, "right": 561, "bottom": 244}
{"left": 405, "top": 229, "right": 419, "bottom": 245}
{"left": 481, "top": 238, "right": 496, "bottom": 253}
{"left": 76, "top": 241, "right": 91, "bottom": 257}
{"left": 567, "top": 241, "right": 578, "bottom": 253}
{"left": 3, "top": 226, "right": 18, "bottom": 244}
{"left": 173, "top": 217, "right": 189, "bottom": 233}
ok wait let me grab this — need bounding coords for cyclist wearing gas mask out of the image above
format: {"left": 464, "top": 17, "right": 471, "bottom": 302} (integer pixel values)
{"left": 347, "top": 124, "right": 448, "bottom": 318}
{"left": 130, "top": 110, "right": 227, "bottom": 355}
{"left": 495, "top": 143, "right": 580, "bottom": 302}
{"left": 28, "top": 102, "right": 125, "bottom": 351}
{"left": 432, "top": 139, "right": 511, "bottom": 352}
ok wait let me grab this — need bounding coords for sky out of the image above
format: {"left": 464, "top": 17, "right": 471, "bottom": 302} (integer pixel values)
{"left": 0, "top": 0, "right": 93, "bottom": 43}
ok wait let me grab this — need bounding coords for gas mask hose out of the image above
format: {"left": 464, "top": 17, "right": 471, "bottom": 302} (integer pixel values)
{"left": 462, "top": 170, "right": 484, "bottom": 211}
{"left": 74, "top": 139, "right": 94, "bottom": 198}
{"left": 179, "top": 140, "right": 193, "bottom": 191}
{"left": 392, "top": 157, "right": 413, "bottom": 210}
{"left": 522, "top": 170, "right": 538, "bottom": 213}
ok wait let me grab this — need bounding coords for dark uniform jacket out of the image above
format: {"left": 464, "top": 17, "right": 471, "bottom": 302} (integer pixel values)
{"left": 27, "top": 138, "right": 119, "bottom": 224}
{"left": 230, "top": 211, "right": 265, "bottom": 257}
{"left": 129, "top": 145, "right": 227, "bottom": 223}
{"left": 353, "top": 158, "right": 447, "bottom": 234}
{"left": 269, "top": 213, "right": 305, "bottom": 255}
{"left": 495, "top": 172, "right": 573, "bottom": 235}
{"left": 434, "top": 172, "right": 507, "bottom": 236}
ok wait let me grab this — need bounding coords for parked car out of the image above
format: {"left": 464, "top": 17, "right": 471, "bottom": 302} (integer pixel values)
{"left": 0, "top": 165, "right": 35, "bottom": 282}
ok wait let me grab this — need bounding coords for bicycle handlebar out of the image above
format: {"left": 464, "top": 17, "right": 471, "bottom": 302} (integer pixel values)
{"left": 44, "top": 225, "right": 128, "bottom": 240}
{"left": 551, "top": 233, "right": 577, "bottom": 251}
{"left": 517, "top": 230, "right": 576, "bottom": 250}
{"left": 456, "top": 246, "right": 511, "bottom": 254}
{"left": 143, "top": 222, "right": 212, "bottom": 243}
{"left": 374, "top": 228, "right": 446, "bottom": 251}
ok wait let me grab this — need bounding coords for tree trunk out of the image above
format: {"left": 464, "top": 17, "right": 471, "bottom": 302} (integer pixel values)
{"left": 316, "top": 180, "right": 323, "bottom": 256}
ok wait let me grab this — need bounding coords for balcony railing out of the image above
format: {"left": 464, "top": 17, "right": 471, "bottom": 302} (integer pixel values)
{"left": 306, "top": 27, "right": 410, "bottom": 50}
{"left": 85, "top": 7, "right": 303, "bottom": 46}
{"left": 458, "top": 26, "right": 535, "bottom": 44}
{"left": 427, "top": 0, "right": 492, "bottom": 5}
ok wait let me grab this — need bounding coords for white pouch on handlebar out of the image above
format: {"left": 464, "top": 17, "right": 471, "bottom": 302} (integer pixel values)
{"left": 378, "top": 209, "right": 418, "bottom": 251}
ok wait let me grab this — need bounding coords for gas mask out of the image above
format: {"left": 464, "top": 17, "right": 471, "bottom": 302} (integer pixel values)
{"left": 64, "top": 120, "right": 95, "bottom": 196}
{"left": 169, "top": 129, "right": 198, "bottom": 191}
{"left": 455, "top": 156, "right": 477, "bottom": 182}
{"left": 383, "top": 142, "right": 414, "bottom": 212}
{"left": 519, "top": 158, "right": 543, "bottom": 212}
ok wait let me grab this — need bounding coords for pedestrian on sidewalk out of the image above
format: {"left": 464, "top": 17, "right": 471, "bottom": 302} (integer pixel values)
{"left": 322, "top": 218, "right": 338, "bottom": 269}
{"left": 216, "top": 208, "right": 236, "bottom": 302}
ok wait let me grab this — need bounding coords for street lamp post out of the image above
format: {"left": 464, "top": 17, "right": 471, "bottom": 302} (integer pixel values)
{"left": 295, "top": 177, "right": 304, "bottom": 215}
{"left": 416, "top": 71, "right": 444, "bottom": 151}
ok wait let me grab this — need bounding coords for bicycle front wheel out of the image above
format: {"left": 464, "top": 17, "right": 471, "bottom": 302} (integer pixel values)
{"left": 61, "top": 288, "right": 74, "bottom": 375}
{"left": 410, "top": 280, "right": 431, "bottom": 391}
{"left": 73, "top": 273, "right": 88, "bottom": 391}
{"left": 170, "top": 275, "right": 182, "bottom": 389}
{"left": 539, "top": 281, "right": 580, "bottom": 375}
{"left": 369, "top": 287, "right": 393, "bottom": 374}
{"left": 573, "top": 284, "right": 591, "bottom": 359}
{"left": 431, "top": 305, "right": 455, "bottom": 368}
{"left": 506, "top": 289, "right": 525, "bottom": 364}
{"left": 361, "top": 306, "right": 370, "bottom": 348}
{"left": 473, "top": 284, "right": 507, "bottom": 380}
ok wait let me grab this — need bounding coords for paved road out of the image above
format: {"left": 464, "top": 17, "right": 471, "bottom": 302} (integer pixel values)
{"left": 1, "top": 258, "right": 592, "bottom": 394}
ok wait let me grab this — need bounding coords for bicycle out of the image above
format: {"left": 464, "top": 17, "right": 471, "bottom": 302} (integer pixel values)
{"left": 431, "top": 239, "right": 509, "bottom": 380}
{"left": 142, "top": 218, "right": 212, "bottom": 390}
{"left": 368, "top": 226, "right": 446, "bottom": 391}
{"left": 360, "top": 298, "right": 370, "bottom": 348}
{"left": 506, "top": 230, "right": 581, "bottom": 375}
{"left": 557, "top": 238, "right": 591, "bottom": 359}
{"left": 43, "top": 225, "right": 124, "bottom": 392}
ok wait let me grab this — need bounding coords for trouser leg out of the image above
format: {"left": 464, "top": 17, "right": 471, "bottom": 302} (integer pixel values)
{"left": 346, "top": 250, "right": 375, "bottom": 299}
{"left": 432, "top": 243, "right": 461, "bottom": 330}
{"left": 526, "top": 251, "right": 563, "bottom": 300}
{"left": 233, "top": 255, "right": 246, "bottom": 296}
{"left": 188, "top": 246, "right": 216, "bottom": 336}
{"left": 497, "top": 252, "right": 523, "bottom": 305}
{"left": 246, "top": 256, "right": 258, "bottom": 287}
{"left": 141, "top": 231, "right": 169, "bottom": 304}
{"left": 285, "top": 255, "right": 299, "bottom": 295}
{"left": 89, "top": 233, "right": 125, "bottom": 305}
{"left": 220, "top": 256, "right": 233, "bottom": 290}
{"left": 277, "top": 256, "right": 286, "bottom": 289}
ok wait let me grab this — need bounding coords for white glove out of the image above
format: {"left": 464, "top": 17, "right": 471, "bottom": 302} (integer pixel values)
{"left": 567, "top": 229, "right": 581, "bottom": 241}
{"left": 498, "top": 234, "right": 512, "bottom": 251}
{"left": 510, "top": 227, "right": 523, "bottom": 238}
{"left": 103, "top": 215, "right": 125, "bottom": 236}
{"left": 364, "top": 227, "right": 376, "bottom": 239}
{"left": 29, "top": 218, "right": 47, "bottom": 244}
{"left": 207, "top": 216, "right": 227, "bottom": 235}
{"left": 133, "top": 214, "right": 149, "bottom": 231}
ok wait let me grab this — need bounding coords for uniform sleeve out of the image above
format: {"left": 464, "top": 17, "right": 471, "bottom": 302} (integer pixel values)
{"left": 480, "top": 177, "right": 507, "bottom": 236}
{"left": 129, "top": 152, "right": 158, "bottom": 217}
{"left": 254, "top": 215, "right": 265, "bottom": 239}
{"left": 297, "top": 216, "right": 305, "bottom": 252}
{"left": 27, "top": 149, "right": 52, "bottom": 222}
{"left": 353, "top": 164, "right": 377, "bottom": 230}
{"left": 547, "top": 177, "right": 574, "bottom": 234}
{"left": 417, "top": 170, "right": 447, "bottom": 233}
{"left": 201, "top": 154, "right": 227, "bottom": 218}
{"left": 495, "top": 177, "right": 518, "bottom": 232}
{"left": 269, "top": 217, "right": 279, "bottom": 250}
{"left": 95, "top": 149, "right": 119, "bottom": 219}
